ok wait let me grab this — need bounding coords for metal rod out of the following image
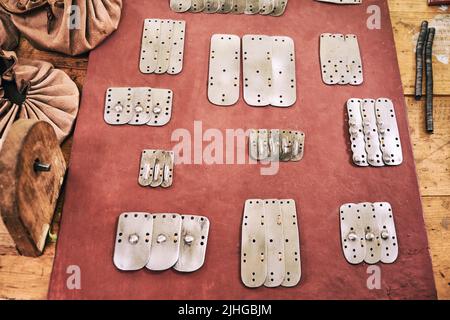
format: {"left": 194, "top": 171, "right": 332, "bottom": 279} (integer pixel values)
{"left": 425, "top": 27, "right": 435, "bottom": 134}
{"left": 414, "top": 21, "right": 428, "bottom": 100}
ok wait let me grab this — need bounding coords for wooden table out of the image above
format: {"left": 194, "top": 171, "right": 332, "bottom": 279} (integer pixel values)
{"left": 0, "top": 0, "right": 449, "bottom": 299}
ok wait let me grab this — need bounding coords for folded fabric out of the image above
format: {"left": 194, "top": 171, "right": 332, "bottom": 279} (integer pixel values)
{"left": 0, "top": 50, "right": 79, "bottom": 149}
{"left": 7, "top": 0, "right": 122, "bottom": 56}
{"left": 0, "top": 0, "right": 48, "bottom": 14}
{"left": 0, "top": 10, "right": 19, "bottom": 50}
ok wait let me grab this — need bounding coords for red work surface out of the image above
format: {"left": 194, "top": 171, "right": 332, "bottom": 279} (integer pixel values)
{"left": 48, "top": 0, "right": 437, "bottom": 299}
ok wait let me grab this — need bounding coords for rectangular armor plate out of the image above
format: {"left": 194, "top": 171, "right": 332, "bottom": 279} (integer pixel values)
{"left": 155, "top": 20, "right": 174, "bottom": 74}
{"left": 174, "top": 215, "right": 210, "bottom": 272}
{"left": 359, "top": 202, "right": 382, "bottom": 264}
{"left": 360, "top": 99, "right": 384, "bottom": 167}
{"left": 241, "top": 199, "right": 267, "bottom": 288}
{"left": 339, "top": 203, "right": 366, "bottom": 264}
{"left": 204, "top": 0, "right": 220, "bottom": 13}
{"left": 147, "top": 88, "right": 173, "bottom": 126}
{"left": 243, "top": 35, "right": 272, "bottom": 107}
{"left": 259, "top": 0, "right": 275, "bottom": 15}
{"left": 290, "top": 130, "right": 305, "bottom": 161}
{"left": 375, "top": 98, "right": 403, "bottom": 166}
{"left": 373, "top": 202, "right": 398, "bottom": 263}
{"left": 139, "top": 150, "right": 174, "bottom": 188}
{"left": 208, "top": 34, "right": 241, "bottom": 106}
{"left": 168, "top": 20, "right": 186, "bottom": 75}
{"left": 263, "top": 200, "right": 285, "bottom": 287}
{"left": 128, "top": 88, "right": 153, "bottom": 125}
{"left": 320, "top": 33, "right": 363, "bottom": 86}
{"left": 245, "top": 0, "right": 260, "bottom": 14}
{"left": 345, "top": 34, "right": 363, "bottom": 85}
{"left": 190, "top": 0, "right": 205, "bottom": 12}
{"left": 170, "top": 0, "right": 191, "bottom": 12}
{"left": 104, "top": 87, "right": 133, "bottom": 125}
{"left": 340, "top": 202, "right": 398, "bottom": 265}
{"left": 249, "top": 129, "right": 305, "bottom": 162}
{"left": 146, "top": 214, "right": 183, "bottom": 271}
{"left": 232, "top": 0, "right": 246, "bottom": 13}
{"left": 271, "top": 0, "right": 288, "bottom": 16}
{"left": 347, "top": 98, "right": 368, "bottom": 166}
{"left": 271, "top": 36, "right": 297, "bottom": 107}
{"left": 113, "top": 212, "right": 153, "bottom": 271}
{"left": 140, "top": 19, "right": 160, "bottom": 74}
{"left": 280, "top": 199, "right": 301, "bottom": 287}
{"left": 104, "top": 87, "right": 172, "bottom": 127}
{"left": 218, "top": 0, "right": 233, "bottom": 13}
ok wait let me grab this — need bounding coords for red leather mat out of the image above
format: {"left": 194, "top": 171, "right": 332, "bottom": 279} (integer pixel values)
{"left": 48, "top": 0, "right": 437, "bottom": 299}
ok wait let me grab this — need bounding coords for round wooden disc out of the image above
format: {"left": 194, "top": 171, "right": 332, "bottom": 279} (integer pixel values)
{"left": 0, "top": 119, "right": 66, "bottom": 256}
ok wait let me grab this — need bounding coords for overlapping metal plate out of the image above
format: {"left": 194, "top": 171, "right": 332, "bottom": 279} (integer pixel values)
{"left": 208, "top": 34, "right": 241, "bottom": 106}
{"left": 243, "top": 35, "right": 272, "bottom": 107}
{"left": 340, "top": 202, "right": 398, "bottom": 265}
{"left": 320, "top": 33, "right": 363, "bottom": 86}
{"left": 346, "top": 98, "right": 403, "bottom": 167}
{"left": 249, "top": 129, "right": 305, "bottom": 162}
{"left": 170, "top": 0, "right": 288, "bottom": 15}
{"left": 113, "top": 213, "right": 210, "bottom": 273}
{"left": 170, "top": 0, "right": 192, "bottom": 13}
{"left": 242, "top": 35, "right": 297, "bottom": 107}
{"left": 113, "top": 212, "right": 154, "bottom": 271}
{"left": 139, "top": 150, "right": 175, "bottom": 188}
{"left": 174, "top": 215, "right": 210, "bottom": 272}
{"left": 241, "top": 199, "right": 301, "bottom": 288}
{"left": 104, "top": 87, "right": 173, "bottom": 127}
{"left": 147, "top": 214, "right": 183, "bottom": 271}
{"left": 140, "top": 19, "right": 186, "bottom": 75}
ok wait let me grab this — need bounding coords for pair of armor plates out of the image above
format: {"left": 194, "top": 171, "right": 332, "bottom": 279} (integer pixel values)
{"left": 114, "top": 212, "right": 210, "bottom": 272}
{"left": 169, "top": 0, "right": 288, "bottom": 16}
{"left": 104, "top": 87, "right": 173, "bottom": 126}
{"left": 347, "top": 98, "right": 403, "bottom": 167}
{"left": 320, "top": 33, "right": 363, "bottom": 85}
{"left": 139, "top": 19, "right": 186, "bottom": 75}
{"left": 138, "top": 150, "right": 174, "bottom": 188}
{"left": 208, "top": 34, "right": 296, "bottom": 107}
{"left": 241, "top": 199, "right": 301, "bottom": 288}
{"left": 340, "top": 202, "right": 398, "bottom": 264}
{"left": 249, "top": 129, "right": 305, "bottom": 162}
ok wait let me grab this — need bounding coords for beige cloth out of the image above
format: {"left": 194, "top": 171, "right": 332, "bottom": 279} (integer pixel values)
{"left": 0, "top": 50, "right": 79, "bottom": 149}
{"left": 0, "top": 11, "right": 19, "bottom": 50}
{"left": 10, "top": 0, "right": 122, "bottom": 56}
{"left": 0, "top": 0, "right": 48, "bottom": 14}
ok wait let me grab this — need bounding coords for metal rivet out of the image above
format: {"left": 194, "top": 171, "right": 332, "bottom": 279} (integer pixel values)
{"left": 128, "top": 233, "right": 139, "bottom": 245}
{"left": 184, "top": 235, "right": 195, "bottom": 244}
{"left": 348, "top": 232, "right": 358, "bottom": 241}
{"left": 365, "top": 232, "right": 375, "bottom": 241}
{"left": 381, "top": 230, "right": 389, "bottom": 240}
{"left": 153, "top": 106, "right": 162, "bottom": 114}
{"left": 156, "top": 234, "right": 167, "bottom": 244}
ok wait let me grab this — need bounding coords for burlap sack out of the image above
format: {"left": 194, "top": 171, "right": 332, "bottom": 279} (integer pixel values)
{"left": 0, "top": 50, "right": 79, "bottom": 149}
{"left": 0, "top": 11, "right": 19, "bottom": 50}
{"left": 9, "top": 0, "right": 122, "bottom": 56}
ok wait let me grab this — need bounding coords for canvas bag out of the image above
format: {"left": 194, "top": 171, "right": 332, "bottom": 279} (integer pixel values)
{"left": 0, "top": 11, "right": 19, "bottom": 50}
{"left": 0, "top": 50, "right": 79, "bottom": 149}
{"left": 3, "top": 0, "right": 122, "bottom": 55}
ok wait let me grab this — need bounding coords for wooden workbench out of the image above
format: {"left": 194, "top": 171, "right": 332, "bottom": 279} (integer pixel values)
{"left": 0, "top": 0, "right": 449, "bottom": 299}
